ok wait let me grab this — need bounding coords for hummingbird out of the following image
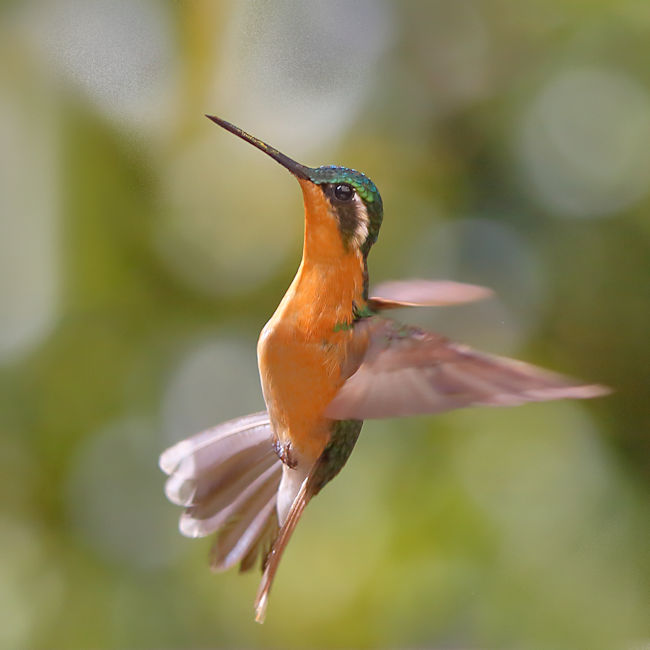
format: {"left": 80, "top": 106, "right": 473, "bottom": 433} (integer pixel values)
{"left": 159, "top": 115, "right": 609, "bottom": 623}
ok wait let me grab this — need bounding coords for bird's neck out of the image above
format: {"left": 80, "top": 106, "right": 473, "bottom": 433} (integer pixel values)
{"left": 278, "top": 248, "right": 365, "bottom": 334}
{"left": 270, "top": 181, "right": 369, "bottom": 333}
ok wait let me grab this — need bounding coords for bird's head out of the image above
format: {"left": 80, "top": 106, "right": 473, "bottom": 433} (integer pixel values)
{"left": 206, "top": 115, "right": 383, "bottom": 258}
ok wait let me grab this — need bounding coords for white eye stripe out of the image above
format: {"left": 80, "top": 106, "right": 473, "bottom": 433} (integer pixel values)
{"left": 325, "top": 184, "right": 370, "bottom": 249}
{"left": 352, "top": 196, "right": 370, "bottom": 248}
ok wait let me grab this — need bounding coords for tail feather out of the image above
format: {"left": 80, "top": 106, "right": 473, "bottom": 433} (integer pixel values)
{"left": 164, "top": 438, "right": 275, "bottom": 508}
{"left": 211, "top": 491, "right": 278, "bottom": 571}
{"left": 161, "top": 414, "right": 274, "bottom": 508}
{"left": 254, "top": 476, "right": 314, "bottom": 624}
{"left": 187, "top": 452, "right": 279, "bottom": 520}
{"left": 160, "top": 411, "right": 270, "bottom": 475}
{"left": 239, "top": 512, "right": 278, "bottom": 573}
{"left": 180, "top": 461, "right": 281, "bottom": 538}
{"left": 160, "top": 411, "right": 282, "bottom": 573}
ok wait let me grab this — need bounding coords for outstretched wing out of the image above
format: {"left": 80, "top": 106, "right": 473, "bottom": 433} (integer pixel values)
{"left": 325, "top": 319, "right": 610, "bottom": 420}
{"left": 368, "top": 279, "right": 493, "bottom": 311}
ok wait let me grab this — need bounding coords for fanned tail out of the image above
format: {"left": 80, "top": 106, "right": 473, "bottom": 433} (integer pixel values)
{"left": 159, "top": 411, "right": 282, "bottom": 572}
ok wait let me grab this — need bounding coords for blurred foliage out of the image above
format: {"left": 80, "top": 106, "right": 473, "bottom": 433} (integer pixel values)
{"left": 0, "top": 1, "right": 649, "bottom": 649}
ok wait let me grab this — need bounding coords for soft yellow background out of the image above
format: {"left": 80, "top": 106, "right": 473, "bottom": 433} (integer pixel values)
{"left": 1, "top": 1, "right": 649, "bottom": 648}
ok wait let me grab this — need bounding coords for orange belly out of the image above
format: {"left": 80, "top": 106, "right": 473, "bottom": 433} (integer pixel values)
{"left": 257, "top": 255, "right": 369, "bottom": 464}
{"left": 258, "top": 329, "right": 344, "bottom": 462}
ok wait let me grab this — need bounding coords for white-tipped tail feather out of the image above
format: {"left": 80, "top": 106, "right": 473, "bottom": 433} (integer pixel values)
{"left": 160, "top": 411, "right": 282, "bottom": 572}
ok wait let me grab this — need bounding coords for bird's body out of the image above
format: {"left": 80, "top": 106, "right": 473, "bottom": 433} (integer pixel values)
{"left": 258, "top": 180, "right": 368, "bottom": 469}
{"left": 257, "top": 240, "right": 366, "bottom": 523}
{"left": 159, "top": 116, "right": 609, "bottom": 623}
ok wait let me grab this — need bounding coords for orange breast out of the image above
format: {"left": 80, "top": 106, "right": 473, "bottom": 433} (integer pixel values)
{"left": 257, "top": 181, "right": 370, "bottom": 464}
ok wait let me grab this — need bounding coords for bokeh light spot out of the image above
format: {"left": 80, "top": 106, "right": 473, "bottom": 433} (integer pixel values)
{"left": 161, "top": 335, "right": 264, "bottom": 447}
{"left": 214, "top": 0, "right": 393, "bottom": 154}
{"left": 518, "top": 66, "right": 650, "bottom": 218}
{"left": 65, "top": 416, "right": 182, "bottom": 569}
{"left": 0, "top": 68, "right": 59, "bottom": 364}
{"left": 22, "top": 0, "right": 176, "bottom": 132}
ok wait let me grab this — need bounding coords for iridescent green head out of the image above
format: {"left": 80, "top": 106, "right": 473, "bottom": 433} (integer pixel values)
{"left": 206, "top": 115, "right": 383, "bottom": 256}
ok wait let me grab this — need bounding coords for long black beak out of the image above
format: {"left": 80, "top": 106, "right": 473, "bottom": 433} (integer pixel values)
{"left": 206, "top": 115, "right": 312, "bottom": 181}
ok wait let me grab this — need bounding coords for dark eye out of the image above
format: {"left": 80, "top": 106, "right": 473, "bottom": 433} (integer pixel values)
{"left": 334, "top": 184, "right": 354, "bottom": 201}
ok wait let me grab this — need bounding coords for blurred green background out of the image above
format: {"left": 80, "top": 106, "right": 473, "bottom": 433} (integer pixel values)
{"left": 1, "top": 1, "right": 649, "bottom": 648}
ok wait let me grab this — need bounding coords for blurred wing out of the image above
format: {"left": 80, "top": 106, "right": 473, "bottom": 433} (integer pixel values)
{"left": 325, "top": 319, "right": 610, "bottom": 420}
{"left": 368, "top": 279, "right": 493, "bottom": 311}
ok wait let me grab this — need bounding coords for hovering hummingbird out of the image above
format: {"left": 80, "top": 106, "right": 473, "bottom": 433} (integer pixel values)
{"left": 159, "top": 116, "right": 609, "bottom": 623}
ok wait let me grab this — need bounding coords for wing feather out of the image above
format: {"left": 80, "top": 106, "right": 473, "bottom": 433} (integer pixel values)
{"left": 326, "top": 320, "right": 610, "bottom": 420}
{"left": 368, "top": 279, "right": 493, "bottom": 311}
